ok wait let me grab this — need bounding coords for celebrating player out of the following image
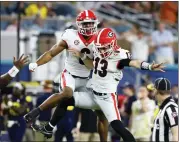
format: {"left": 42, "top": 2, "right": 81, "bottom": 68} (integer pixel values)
{"left": 24, "top": 10, "right": 108, "bottom": 141}
{"left": 30, "top": 28, "right": 165, "bottom": 141}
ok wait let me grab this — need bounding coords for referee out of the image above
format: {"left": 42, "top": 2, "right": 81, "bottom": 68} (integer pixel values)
{"left": 151, "top": 78, "right": 178, "bottom": 142}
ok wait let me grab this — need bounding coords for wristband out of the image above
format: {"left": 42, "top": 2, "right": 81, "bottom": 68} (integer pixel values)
{"left": 81, "top": 53, "right": 87, "bottom": 61}
{"left": 141, "top": 62, "right": 152, "bottom": 70}
{"left": 8, "top": 66, "right": 19, "bottom": 77}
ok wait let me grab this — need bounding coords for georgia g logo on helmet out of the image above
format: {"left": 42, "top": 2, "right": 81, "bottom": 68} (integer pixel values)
{"left": 108, "top": 32, "right": 114, "bottom": 37}
{"left": 95, "top": 28, "right": 118, "bottom": 59}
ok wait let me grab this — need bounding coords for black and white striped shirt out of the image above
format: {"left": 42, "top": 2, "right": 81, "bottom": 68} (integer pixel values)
{"left": 152, "top": 97, "right": 178, "bottom": 142}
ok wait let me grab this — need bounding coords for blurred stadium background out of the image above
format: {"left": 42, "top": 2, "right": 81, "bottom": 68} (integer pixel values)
{"left": 0, "top": 1, "right": 178, "bottom": 142}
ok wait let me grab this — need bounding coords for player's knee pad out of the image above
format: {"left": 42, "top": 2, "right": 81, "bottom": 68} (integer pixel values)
{"left": 110, "top": 120, "right": 135, "bottom": 142}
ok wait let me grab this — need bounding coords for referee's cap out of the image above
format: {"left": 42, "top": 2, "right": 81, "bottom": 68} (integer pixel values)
{"left": 154, "top": 77, "right": 171, "bottom": 91}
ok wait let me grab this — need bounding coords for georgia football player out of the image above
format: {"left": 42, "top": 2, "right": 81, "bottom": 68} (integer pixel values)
{"left": 24, "top": 10, "right": 108, "bottom": 141}
{"left": 31, "top": 28, "right": 165, "bottom": 142}
{"left": 68, "top": 28, "right": 165, "bottom": 141}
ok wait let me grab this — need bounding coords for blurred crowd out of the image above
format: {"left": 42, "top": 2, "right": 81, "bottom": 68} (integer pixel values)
{"left": 0, "top": 79, "right": 178, "bottom": 142}
{"left": 1, "top": 1, "right": 178, "bottom": 65}
{"left": 1, "top": 1, "right": 178, "bottom": 29}
{"left": 120, "top": 1, "right": 178, "bottom": 24}
{"left": 1, "top": 1, "right": 178, "bottom": 24}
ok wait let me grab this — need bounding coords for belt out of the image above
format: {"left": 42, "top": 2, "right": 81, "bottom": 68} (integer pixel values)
{"left": 71, "top": 74, "right": 88, "bottom": 79}
{"left": 93, "top": 90, "right": 107, "bottom": 96}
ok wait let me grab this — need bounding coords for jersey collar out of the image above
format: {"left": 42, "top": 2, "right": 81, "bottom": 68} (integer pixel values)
{"left": 78, "top": 32, "right": 96, "bottom": 46}
{"left": 159, "top": 96, "right": 174, "bottom": 109}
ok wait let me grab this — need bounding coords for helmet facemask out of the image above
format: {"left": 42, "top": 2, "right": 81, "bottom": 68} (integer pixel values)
{"left": 77, "top": 20, "right": 98, "bottom": 36}
{"left": 95, "top": 40, "right": 115, "bottom": 59}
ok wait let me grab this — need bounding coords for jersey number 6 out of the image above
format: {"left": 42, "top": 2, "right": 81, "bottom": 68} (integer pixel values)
{"left": 94, "top": 57, "right": 108, "bottom": 77}
{"left": 79, "top": 48, "right": 91, "bottom": 65}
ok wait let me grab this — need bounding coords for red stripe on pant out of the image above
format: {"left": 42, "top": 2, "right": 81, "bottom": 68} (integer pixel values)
{"left": 111, "top": 93, "right": 121, "bottom": 120}
{"left": 61, "top": 69, "right": 67, "bottom": 88}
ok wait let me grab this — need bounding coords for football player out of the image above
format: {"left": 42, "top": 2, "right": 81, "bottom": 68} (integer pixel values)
{"left": 69, "top": 28, "right": 165, "bottom": 142}
{"left": 30, "top": 28, "right": 165, "bottom": 141}
{"left": 24, "top": 10, "right": 108, "bottom": 141}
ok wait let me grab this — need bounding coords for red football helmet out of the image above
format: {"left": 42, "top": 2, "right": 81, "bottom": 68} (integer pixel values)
{"left": 76, "top": 10, "right": 99, "bottom": 36}
{"left": 94, "top": 28, "right": 119, "bottom": 58}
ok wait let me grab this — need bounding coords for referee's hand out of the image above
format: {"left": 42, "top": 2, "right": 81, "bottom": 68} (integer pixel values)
{"left": 151, "top": 61, "right": 166, "bottom": 72}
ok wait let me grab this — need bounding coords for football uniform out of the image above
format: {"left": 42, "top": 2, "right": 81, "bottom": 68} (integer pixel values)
{"left": 59, "top": 29, "right": 96, "bottom": 92}
{"left": 74, "top": 48, "right": 131, "bottom": 122}
{"left": 90, "top": 48, "right": 130, "bottom": 93}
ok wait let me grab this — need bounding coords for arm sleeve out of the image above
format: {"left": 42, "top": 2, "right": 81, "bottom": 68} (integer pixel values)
{"left": 117, "top": 59, "right": 131, "bottom": 69}
{"left": 164, "top": 105, "right": 178, "bottom": 127}
{"left": 117, "top": 51, "right": 132, "bottom": 69}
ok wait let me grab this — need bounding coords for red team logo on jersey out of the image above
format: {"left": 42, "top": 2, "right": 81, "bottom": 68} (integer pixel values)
{"left": 74, "top": 40, "right": 80, "bottom": 45}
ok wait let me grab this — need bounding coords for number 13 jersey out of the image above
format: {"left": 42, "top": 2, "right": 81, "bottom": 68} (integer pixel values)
{"left": 90, "top": 48, "right": 130, "bottom": 93}
{"left": 61, "top": 29, "right": 95, "bottom": 77}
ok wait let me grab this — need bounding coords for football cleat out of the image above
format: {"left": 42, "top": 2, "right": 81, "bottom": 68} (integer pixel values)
{"left": 31, "top": 123, "right": 53, "bottom": 139}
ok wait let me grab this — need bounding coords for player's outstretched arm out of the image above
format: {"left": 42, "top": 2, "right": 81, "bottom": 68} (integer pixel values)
{"left": 29, "top": 40, "right": 67, "bottom": 72}
{"left": 129, "top": 60, "right": 165, "bottom": 72}
{"left": 68, "top": 48, "right": 94, "bottom": 69}
{"left": 0, "top": 54, "right": 29, "bottom": 89}
{"left": 117, "top": 59, "right": 165, "bottom": 72}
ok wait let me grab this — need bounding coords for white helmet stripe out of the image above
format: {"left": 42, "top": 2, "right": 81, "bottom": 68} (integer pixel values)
{"left": 97, "top": 28, "right": 107, "bottom": 44}
{"left": 163, "top": 78, "right": 168, "bottom": 90}
{"left": 85, "top": 10, "right": 89, "bottom": 17}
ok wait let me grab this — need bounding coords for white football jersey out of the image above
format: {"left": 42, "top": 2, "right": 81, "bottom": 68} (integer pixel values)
{"left": 61, "top": 29, "right": 95, "bottom": 77}
{"left": 89, "top": 48, "right": 131, "bottom": 93}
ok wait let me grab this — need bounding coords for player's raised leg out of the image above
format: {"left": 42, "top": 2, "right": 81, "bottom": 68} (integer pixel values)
{"left": 30, "top": 90, "right": 97, "bottom": 138}
{"left": 94, "top": 93, "right": 136, "bottom": 142}
{"left": 31, "top": 97, "right": 75, "bottom": 138}
{"left": 24, "top": 70, "right": 75, "bottom": 123}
